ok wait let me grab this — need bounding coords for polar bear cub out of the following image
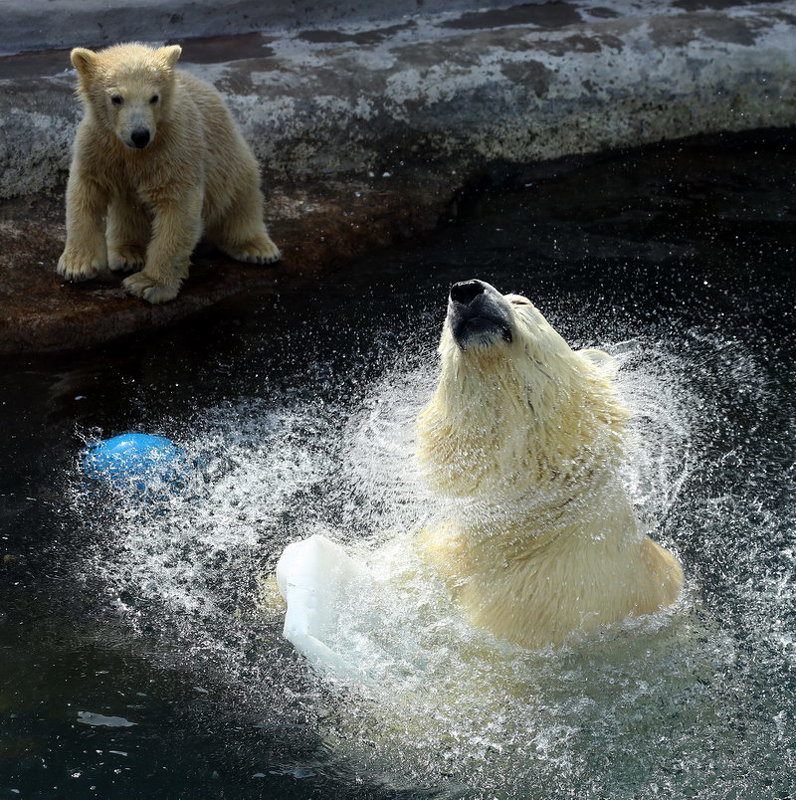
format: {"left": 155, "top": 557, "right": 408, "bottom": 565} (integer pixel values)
{"left": 416, "top": 279, "right": 684, "bottom": 649}
{"left": 57, "top": 42, "right": 280, "bottom": 303}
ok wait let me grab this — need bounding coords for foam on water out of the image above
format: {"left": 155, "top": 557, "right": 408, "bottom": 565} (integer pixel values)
{"left": 70, "top": 323, "right": 795, "bottom": 797}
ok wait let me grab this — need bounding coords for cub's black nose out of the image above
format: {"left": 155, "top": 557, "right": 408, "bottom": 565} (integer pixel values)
{"left": 130, "top": 128, "right": 150, "bottom": 148}
{"left": 450, "top": 279, "right": 486, "bottom": 305}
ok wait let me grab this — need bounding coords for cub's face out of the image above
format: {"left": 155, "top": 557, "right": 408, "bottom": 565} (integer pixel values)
{"left": 101, "top": 70, "right": 171, "bottom": 150}
{"left": 70, "top": 44, "right": 182, "bottom": 150}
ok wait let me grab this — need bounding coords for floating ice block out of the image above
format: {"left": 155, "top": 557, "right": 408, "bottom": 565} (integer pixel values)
{"left": 276, "top": 534, "right": 374, "bottom": 679}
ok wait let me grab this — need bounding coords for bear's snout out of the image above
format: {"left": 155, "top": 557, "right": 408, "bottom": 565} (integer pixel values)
{"left": 448, "top": 279, "right": 513, "bottom": 349}
{"left": 129, "top": 128, "right": 151, "bottom": 149}
{"left": 450, "top": 279, "right": 486, "bottom": 305}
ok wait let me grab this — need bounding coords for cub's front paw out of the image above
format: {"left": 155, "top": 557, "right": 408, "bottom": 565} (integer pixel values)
{"left": 228, "top": 235, "right": 282, "bottom": 265}
{"left": 108, "top": 245, "right": 146, "bottom": 273}
{"left": 57, "top": 248, "right": 107, "bottom": 281}
{"left": 122, "top": 271, "right": 181, "bottom": 304}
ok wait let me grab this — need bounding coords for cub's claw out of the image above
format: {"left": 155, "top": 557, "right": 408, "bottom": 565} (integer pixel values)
{"left": 122, "top": 271, "right": 181, "bottom": 304}
{"left": 57, "top": 249, "right": 106, "bottom": 281}
{"left": 227, "top": 236, "right": 282, "bottom": 265}
{"left": 108, "top": 246, "right": 146, "bottom": 273}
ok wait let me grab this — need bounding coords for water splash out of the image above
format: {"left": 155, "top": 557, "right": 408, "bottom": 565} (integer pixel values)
{"left": 69, "top": 325, "right": 795, "bottom": 797}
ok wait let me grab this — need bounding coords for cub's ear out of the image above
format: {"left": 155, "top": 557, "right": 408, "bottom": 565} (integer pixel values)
{"left": 160, "top": 45, "right": 182, "bottom": 69}
{"left": 70, "top": 47, "right": 98, "bottom": 79}
{"left": 580, "top": 348, "right": 618, "bottom": 378}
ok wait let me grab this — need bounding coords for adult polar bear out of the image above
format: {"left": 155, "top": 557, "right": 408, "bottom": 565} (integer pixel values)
{"left": 277, "top": 280, "right": 683, "bottom": 665}
{"left": 414, "top": 279, "right": 683, "bottom": 649}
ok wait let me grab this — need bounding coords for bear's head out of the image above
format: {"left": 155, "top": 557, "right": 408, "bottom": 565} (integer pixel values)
{"left": 70, "top": 43, "right": 182, "bottom": 150}
{"left": 416, "top": 279, "right": 629, "bottom": 501}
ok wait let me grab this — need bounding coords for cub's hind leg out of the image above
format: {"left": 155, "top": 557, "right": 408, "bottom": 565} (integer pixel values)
{"left": 209, "top": 187, "right": 281, "bottom": 265}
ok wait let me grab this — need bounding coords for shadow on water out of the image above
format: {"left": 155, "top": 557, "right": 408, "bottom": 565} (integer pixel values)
{"left": 1, "top": 131, "right": 794, "bottom": 798}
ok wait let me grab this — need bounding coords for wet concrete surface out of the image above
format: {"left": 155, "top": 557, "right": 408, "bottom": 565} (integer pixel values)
{"left": 1, "top": 0, "right": 796, "bottom": 353}
{"left": 2, "top": 0, "right": 525, "bottom": 56}
{"left": 439, "top": 2, "right": 584, "bottom": 30}
{"left": 0, "top": 174, "right": 459, "bottom": 355}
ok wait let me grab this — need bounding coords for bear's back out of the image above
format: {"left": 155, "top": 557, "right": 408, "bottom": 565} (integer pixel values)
{"left": 172, "top": 71, "right": 261, "bottom": 222}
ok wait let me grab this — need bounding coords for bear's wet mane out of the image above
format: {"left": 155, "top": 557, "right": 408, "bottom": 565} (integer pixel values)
{"left": 416, "top": 301, "right": 629, "bottom": 505}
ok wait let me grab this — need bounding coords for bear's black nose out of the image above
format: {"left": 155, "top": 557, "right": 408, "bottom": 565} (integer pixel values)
{"left": 450, "top": 280, "right": 486, "bottom": 306}
{"left": 130, "top": 128, "right": 150, "bottom": 148}
{"left": 447, "top": 279, "right": 513, "bottom": 349}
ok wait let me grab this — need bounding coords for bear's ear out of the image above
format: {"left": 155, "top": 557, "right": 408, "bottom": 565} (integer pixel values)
{"left": 70, "top": 48, "right": 98, "bottom": 80}
{"left": 580, "top": 348, "right": 618, "bottom": 378}
{"left": 160, "top": 45, "right": 182, "bottom": 70}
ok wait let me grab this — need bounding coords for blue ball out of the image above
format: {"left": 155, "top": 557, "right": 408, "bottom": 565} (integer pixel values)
{"left": 82, "top": 433, "right": 189, "bottom": 492}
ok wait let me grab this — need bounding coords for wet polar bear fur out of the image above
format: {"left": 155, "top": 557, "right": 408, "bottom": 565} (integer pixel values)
{"left": 57, "top": 42, "right": 280, "bottom": 304}
{"left": 416, "top": 279, "right": 683, "bottom": 649}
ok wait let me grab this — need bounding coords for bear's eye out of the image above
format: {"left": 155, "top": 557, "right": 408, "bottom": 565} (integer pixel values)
{"left": 511, "top": 299, "right": 531, "bottom": 306}
{"left": 150, "top": 94, "right": 159, "bottom": 104}
{"left": 111, "top": 94, "right": 123, "bottom": 106}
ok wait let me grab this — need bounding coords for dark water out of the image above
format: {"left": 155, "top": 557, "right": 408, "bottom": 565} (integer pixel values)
{"left": 1, "top": 132, "right": 794, "bottom": 799}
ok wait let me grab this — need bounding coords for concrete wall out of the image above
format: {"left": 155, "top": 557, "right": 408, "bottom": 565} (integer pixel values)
{"left": 2, "top": 0, "right": 546, "bottom": 55}
{"left": 2, "top": 1, "right": 796, "bottom": 202}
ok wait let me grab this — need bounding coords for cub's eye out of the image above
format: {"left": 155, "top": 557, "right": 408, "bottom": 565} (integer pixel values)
{"left": 511, "top": 298, "right": 531, "bottom": 306}
{"left": 111, "top": 94, "right": 123, "bottom": 106}
{"left": 150, "top": 94, "right": 159, "bottom": 104}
